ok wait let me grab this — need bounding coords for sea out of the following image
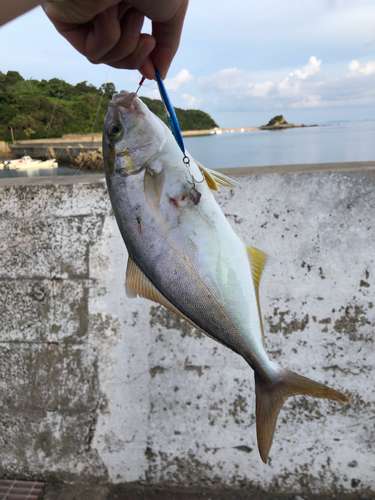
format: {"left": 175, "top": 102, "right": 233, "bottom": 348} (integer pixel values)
{"left": 183, "top": 120, "right": 375, "bottom": 170}
{"left": 0, "top": 120, "right": 374, "bottom": 179}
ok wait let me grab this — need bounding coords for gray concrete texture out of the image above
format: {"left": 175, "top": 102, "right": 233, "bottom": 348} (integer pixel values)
{"left": 0, "top": 163, "right": 374, "bottom": 498}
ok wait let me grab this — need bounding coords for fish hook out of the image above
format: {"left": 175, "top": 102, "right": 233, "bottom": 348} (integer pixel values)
{"left": 183, "top": 154, "right": 204, "bottom": 187}
{"left": 132, "top": 76, "right": 146, "bottom": 99}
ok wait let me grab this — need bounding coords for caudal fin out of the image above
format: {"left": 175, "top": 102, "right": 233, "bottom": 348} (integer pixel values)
{"left": 255, "top": 368, "right": 350, "bottom": 463}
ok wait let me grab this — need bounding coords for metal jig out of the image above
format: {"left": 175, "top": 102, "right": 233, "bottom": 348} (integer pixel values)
{"left": 154, "top": 67, "right": 204, "bottom": 188}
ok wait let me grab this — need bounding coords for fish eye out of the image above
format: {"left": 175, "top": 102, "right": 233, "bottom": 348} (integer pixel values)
{"left": 109, "top": 123, "right": 122, "bottom": 138}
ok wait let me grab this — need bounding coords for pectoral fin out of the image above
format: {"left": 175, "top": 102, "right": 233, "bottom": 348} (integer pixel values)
{"left": 197, "top": 161, "right": 239, "bottom": 191}
{"left": 144, "top": 168, "right": 165, "bottom": 209}
{"left": 247, "top": 246, "right": 268, "bottom": 346}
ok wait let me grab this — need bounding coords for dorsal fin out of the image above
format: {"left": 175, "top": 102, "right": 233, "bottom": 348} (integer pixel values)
{"left": 246, "top": 246, "right": 268, "bottom": 346}
{"left": 197, "top": 161, "right": 239, "bottom": 191}
{"left": 125, "top": 256, "right": 229, "bottom": 348}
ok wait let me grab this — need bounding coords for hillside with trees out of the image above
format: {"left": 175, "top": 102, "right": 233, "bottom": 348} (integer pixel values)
{"left": 0, "top": 71, "right": 218, "bottom": 142}
{"left": 265, "top": 115, "right": 288, "bottom": 126}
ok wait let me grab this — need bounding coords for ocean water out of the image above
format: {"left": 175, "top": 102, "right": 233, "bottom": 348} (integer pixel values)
{"left": 1, "top": 121, "right": 374, "bottom": 179}
{"left": 184, "top": 120, "right": 375, "bottom": 170}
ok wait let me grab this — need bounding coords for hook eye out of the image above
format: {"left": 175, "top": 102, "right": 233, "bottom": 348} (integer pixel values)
{"left": 183, "top": 155, "right": 204, "bottom": 187}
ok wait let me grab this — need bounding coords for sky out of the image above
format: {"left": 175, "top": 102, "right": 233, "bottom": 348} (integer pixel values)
{"left": 1, "top": 0, "right": 375, "bottom": 127}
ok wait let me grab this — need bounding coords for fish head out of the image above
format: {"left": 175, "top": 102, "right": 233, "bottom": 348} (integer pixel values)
{"left": 103, "top": 90, "right": 166, "bottom": 179}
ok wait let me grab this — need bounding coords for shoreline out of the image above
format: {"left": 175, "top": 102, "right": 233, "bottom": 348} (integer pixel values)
{"left": 1, "top": 122, "right": 317, "bottom": 155}
{"left": 1, "top": 123, "right": 320, "bottom": 165}
{"left": 181, "top": 126, "right": 261, "bottom": 137}
{"left": 1, "top": 161, "right": 374, "bottom": 186}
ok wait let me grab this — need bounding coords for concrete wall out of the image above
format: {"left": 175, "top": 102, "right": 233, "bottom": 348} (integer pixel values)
{"left": 1, "top": 164, "right": 375, "bottom": 497}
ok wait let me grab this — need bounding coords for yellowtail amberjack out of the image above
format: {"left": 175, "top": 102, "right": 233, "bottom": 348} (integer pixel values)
{"left": 102, "top": 91, "right": 350, "bottom": 463}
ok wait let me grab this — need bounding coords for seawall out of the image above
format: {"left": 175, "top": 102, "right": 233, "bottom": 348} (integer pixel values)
{"left": 0, "top": 162, "right": 374, "bottom": 498}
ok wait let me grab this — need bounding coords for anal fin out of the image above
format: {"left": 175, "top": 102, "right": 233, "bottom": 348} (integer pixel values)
{"left": 247, "top": 246, "right": 268, "bottom": 346}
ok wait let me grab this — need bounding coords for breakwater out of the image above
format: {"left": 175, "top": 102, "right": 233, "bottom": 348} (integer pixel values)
{"left": 7, "top": 128, "right": 258, "bottom": 167}
{"left": 1, "top": 162, "right": 374, "bottom": 498}
{"left": 9, "top": 134, "right": 102, "bottom": 166}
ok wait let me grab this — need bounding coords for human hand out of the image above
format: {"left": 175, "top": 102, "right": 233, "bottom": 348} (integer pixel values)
{"left": 43, "top": 0, "right": 189, "bottom": 79}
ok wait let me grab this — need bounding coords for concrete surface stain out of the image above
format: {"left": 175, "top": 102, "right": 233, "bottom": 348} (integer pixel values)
{"left": 333, "top": 305, "right": 372, "bottom": 341}
{"left": 149, "top": 305, "right": 203, "bottom": 339}
{"left": 266, "top": 307, "right": 309, "bottom": 336}
{"left": 229, "top": 394, "right": 248, "bottom": 425}
{"left": 150, "top": 366, "right": 166, "bottom": 378}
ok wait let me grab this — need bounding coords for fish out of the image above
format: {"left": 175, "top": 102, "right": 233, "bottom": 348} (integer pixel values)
{"left": 102, "top": 91, "right": 350, "bottom": 463}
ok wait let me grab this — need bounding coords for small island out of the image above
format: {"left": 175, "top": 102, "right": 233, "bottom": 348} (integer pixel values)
{"left": 260, "top": 115, "right": 317, "bottom": 130}
{"left": 260, "top": 115, "right": 294, "bottom": 130}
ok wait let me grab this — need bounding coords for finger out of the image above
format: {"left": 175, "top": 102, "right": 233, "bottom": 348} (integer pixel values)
{"left": 149, "top": 0, "right": 189, "bottom": 79}
{"left": 95, "top": 8, "right": 145, "bottom": 64}
{"left": 85, "top": 6, "right": 123, "bottom": 61}
{"left": 43, "top": 0, "right": 120, "bottom": 25}
{"left": 118, "top": 0, "right": 130, "bottom": 19}
{"left": 138, "top": 56, "right": 157, "bottom": 80}
{"left": 43, "top": 3, "right": 132, "bottom": 60}
{"left": 150, "top": 24, "right": 184, "bottom": 79}
{"left": 103, "top": 33, "right": 156, "bottom": 71}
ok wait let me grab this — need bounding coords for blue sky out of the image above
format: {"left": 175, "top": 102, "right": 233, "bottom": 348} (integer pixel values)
{"left": 1, "top": 0, "right": 375, "bottom": 127}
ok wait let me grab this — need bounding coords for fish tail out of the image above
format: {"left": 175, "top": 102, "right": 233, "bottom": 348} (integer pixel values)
{"left": 255, "top": 367, "right": 350, "bottom": 463}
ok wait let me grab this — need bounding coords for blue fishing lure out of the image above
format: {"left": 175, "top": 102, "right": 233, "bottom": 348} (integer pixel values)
{"left": 154, "top": 67, "right": 185, "bottom": 154}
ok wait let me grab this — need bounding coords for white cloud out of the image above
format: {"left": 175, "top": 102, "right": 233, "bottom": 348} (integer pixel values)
{"left": 348, "top": 59, "right": 375, "bottom": 76}
{"left": 146, "top": 56, "right": 375, "bottom": 115}
{"left": 278, "top": 56, "right": 322, "bottom": 97}
{"left": 146, "top": 89, "right": 160, "bottom": 100}
{"left": 291, "top": 95, "right": 325, "bottom": 109}
{"left": 195, "top": 55, "right": 375, "bottom": 114}
{"left": 199, "top": 68, "right": 248, "bottom": 94}
{"left": 182, "top": 94, "right": 202, "bottom": 108}
{"left": 164, "top": 69, "right": 193, "bottom": 92}
{"left": 199, "top": 68, "right": 274, "bottom": 98}
{"left": 294, "top": 56, "right": 321, "bottom": 79}
{"left": 248, "top": 81, "right": 275, "bottom": 97}
{"left": 199, "top": 58, "right": 321, "bottom": 101}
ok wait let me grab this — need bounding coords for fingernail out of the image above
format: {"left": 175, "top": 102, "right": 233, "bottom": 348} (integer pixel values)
{"left": 132, "top": 11, "right": 144, "bottom": 36}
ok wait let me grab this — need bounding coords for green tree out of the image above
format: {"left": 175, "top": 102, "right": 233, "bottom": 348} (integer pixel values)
{"left": 100, "top": 82, "right": 117, "bottom": 98}
{"left": 266, "top": 115, "right": 288, "bottom": 126}
{"left": 5, "top": 70, "right": 24, "bottom": 86}
{"left": 0, "top": 72, "right": 219, "bottom": 141}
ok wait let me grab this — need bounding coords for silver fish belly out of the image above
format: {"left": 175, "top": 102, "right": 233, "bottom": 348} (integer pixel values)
{"left": 103, "top": 90, "right": 349, "bottom": 463}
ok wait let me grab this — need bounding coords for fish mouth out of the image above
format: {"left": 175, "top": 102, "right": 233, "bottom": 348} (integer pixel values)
{"left": 110, "top": 90, "right": 145, "bottom": 116}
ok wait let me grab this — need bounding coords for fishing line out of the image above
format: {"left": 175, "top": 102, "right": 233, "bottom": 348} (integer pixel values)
{"left": 46, "top": 55, "right": 72, "bottom": 140}
{"left": 91, "top": 67, "right": 111, "bottom": 136}
{"left": 46, "top": 79, "right": 64, "bottom": 140}
{"left": 71, "top": 67, "right": 111, "bottom": 179}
